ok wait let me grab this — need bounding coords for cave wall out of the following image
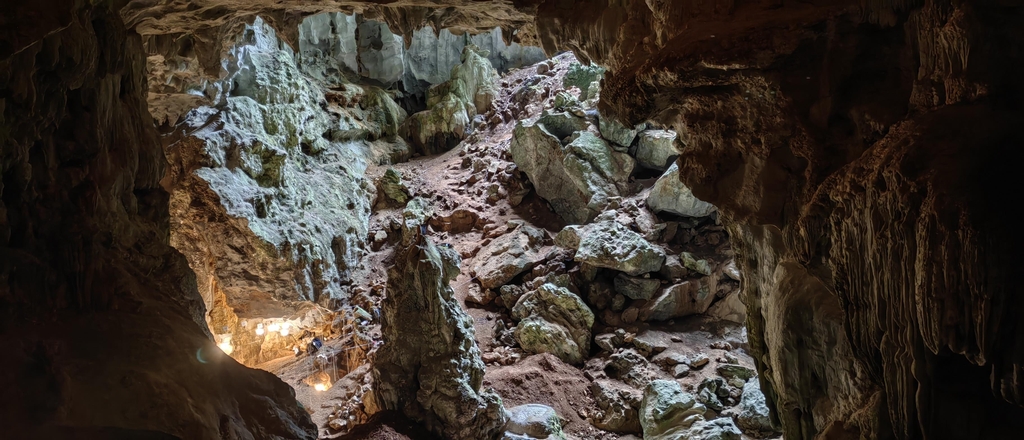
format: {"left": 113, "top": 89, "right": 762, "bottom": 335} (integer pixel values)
{"left": 0, "top": 3, "right": 315, "bottom": 438}
{"left": 530, "top": 0, "right": 1024, "bottom": 438}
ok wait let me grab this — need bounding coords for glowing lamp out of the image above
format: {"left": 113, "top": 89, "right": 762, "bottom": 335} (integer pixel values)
{"left": 218, "top": 340, "right": 234, "bottom": 355}
{"left": 268, "top": 323, "right": 281, "bottom": 333}
{"left": 314, "top": 383, "right": 327, "bottom": 392}
{"left": 255, "top": 323, "right": 265, "bottom": 336}
{"left": 280, "top": 322, "right": 291, "bottom": 336}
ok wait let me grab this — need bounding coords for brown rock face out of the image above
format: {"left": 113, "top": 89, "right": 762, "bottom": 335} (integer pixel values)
{"left": 531, "top": 0, "right": 1024, "bottom": 439}
{"left": 0, "top": 3, "right": 314, "bottom": 438}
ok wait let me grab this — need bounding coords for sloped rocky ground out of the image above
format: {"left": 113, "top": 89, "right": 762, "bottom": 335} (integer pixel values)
{"left": 152, "top": 12, "right": 777, "bottom": 439}
{"left": 284, "top": 53, "right": 781, "bottom": 439}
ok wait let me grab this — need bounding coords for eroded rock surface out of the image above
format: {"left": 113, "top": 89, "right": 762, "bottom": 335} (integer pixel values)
{"left": 0, "top": 3, "right": 316, "bottom": 438}
{"left": 512, "top": 283, "right": 595, "bottom": 365}
{"left": 511, "top": 110, "right": 635, "bottom": 224}
{"left": 373, "top": 203, "right": 508, "bottom": 439}
{"left": 473, "top": 222, "right": 549, "bottom": 289}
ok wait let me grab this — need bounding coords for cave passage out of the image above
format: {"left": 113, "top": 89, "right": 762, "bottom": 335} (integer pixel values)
{"left": 156, "top": 12, "right": 764, "bottom": 440}
{"left": 6, "top": 1, "right": 1023, "bottom": 440}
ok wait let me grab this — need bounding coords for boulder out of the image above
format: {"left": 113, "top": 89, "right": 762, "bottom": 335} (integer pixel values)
{"left": 658, "top": 255, "right": 688, "bottom": 280}
{"left": 706, "top": 291, "right": 746, "bottom": 324}
{"left": 378, "top": 167, "right": 410, "bottom": 204}
{"left": 599, "top": 114, "right": 644, "bottom": 148}
{"left": 473, "top": 223, "right": 549, "bottom": 289}
{"left": 573, "top": 220, "right": 665, "bottom": 275}
{"left": 511, "top": 114, "right": 634, "bottom": 224}
{"left": 639, "top": 279, "right": 714, "bottom": 321}
{"left": 607, "top": 349, "right": 658, "bottom": 389}
{"left": 685, "top": 418, "right": 742, "bottom": 440}
{"left": 505, "top": 404, "right": 563, "bottom": 439}
{"left": 735, "top": 380, "right": 778, "bottom": 434}
{"left": 646, "top": 163, "right": 716, "bottom": 218}
{"left": 716, "top": 364, "right": 756, "bottom": 381}
{"left": 634, "top": 130, "right": 680, "bottom": 171}
{"left": 614, "top": 273, "right": 661, "bottom": 300}
{"left": 639, "top": 380, "right": 707, "bottom": 439}
{"left": 562, "top": 61, "right": 605, "bottom": 96}
{"left": 591, "top": 380, "right": 643, "bottom": 433}
{"left": 640, "top": 380, "right": 741, "bottom": 440}
{"left": 680, "top": 252, "right": 712, "bottom": 276}
{"left": 512, "top": 284, "right": 595, "bottom": 364}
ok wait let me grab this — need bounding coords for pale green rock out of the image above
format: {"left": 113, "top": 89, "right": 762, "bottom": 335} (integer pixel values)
{"left": 574, "top": 220, "right": 665, "bottom": 276}
{"left": 563, "top": 61, "right": 605, "bottom": 96}
{"left": 473, "top": 224, "right": 548, "bottom": 289}
{"left": 599, "top": 114, "right": 644, "bottom": 148}
{"left": 635, "top": 129, "right": 680, "bottom": 171}
{"left": 505, "top": 404, "right": 565, "bottom": 439}
{"left": 736, "top": 380, "right": 778, "bottom": 433}
{"left": 614, "top": 273, "right": 661, "bottom": 300}
{"left": 379, "top": 168, "right": 410, "bottom": 204}
{"left": 640, "top": 380, "right": 707, "bottom": 439}
{"left": 511, "top": 115, "right": 634, "bottom": 224}
{"left": 513, "top": 284, "right": 595, "bottom": 364}
{"left": 680, "top": 252, "right": 712, "bottom": 276}
{"left": 647, "top": 163, "right": 716, "bottom": 218}
{"left": 716, "top": 364, "right": 756, "bottom": 381}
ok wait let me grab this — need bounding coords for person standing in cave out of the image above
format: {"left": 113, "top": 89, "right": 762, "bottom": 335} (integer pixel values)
{"left": 306, "top": 337, "right": 323, "bottom": 355}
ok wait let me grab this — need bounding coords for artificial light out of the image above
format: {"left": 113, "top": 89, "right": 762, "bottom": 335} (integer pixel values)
{"left": 218, "top": 340, "right": 234, "bottom": 355}
{"left": 255, "top": 323, "right": 265, "bottom": 335}
{"left": 280, "top": 322, "right": 291, "bottom": 336}
{"left": 268, "top": 323, "right": 281, "bottom": 333}
{"left": 314, "top": 383, "right": 327, "bottom": 392}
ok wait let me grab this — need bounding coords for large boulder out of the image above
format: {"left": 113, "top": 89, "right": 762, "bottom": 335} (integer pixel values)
{"left": 639, "top": 380, "right": 707, "bottom": 439}
{"left": 571, "top": 220, "right": 665, "bottom": 276}
{"left": 505, "top": 404, "right": 564, "bottom": 439}
{"left": 640, "top": 380, "right": 741, "bottom": 440}
{"left": 373, "top": 203, "right": 508, "bottom": 440}
{"left": 512, "top": 284, "right": 595, "bottom": 364}
{"left": 614, "top": 273, "right": 662, "bottom": 300}
{"left": 634, "top": 130, "right": 680, "bottom": 171}
{"left": 735, "top": 380, "right": 778, "bottom": 434}
{"left": 511, "top": 114, "right": 635, "bottom": 224}
{"left": 562, "top": 61, "right": 605, "bottom": 96}
{"left": 473, "top": 222, "right": 549, "bottom": 289}
{"left": 639, "top": 279, "right": 714, "bottom": 321}
{"left": 591, "top": 380, "right": 643, "bottom": 433}
{"left": 646, "top": 163, "right": 716, "bottom": 218}
{"left": 599, "top": 115, "right": 645, "bottom": 148}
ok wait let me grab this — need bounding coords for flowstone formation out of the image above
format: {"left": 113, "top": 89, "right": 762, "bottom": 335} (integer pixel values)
{"left": 298, "top": 12, "right": 545, "bottom": 99}
{"left": 401, "top": 44, "right": 501, "bottom": 155}
{"left": 372, "top": 199, "right": 508, "bottom": 440}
